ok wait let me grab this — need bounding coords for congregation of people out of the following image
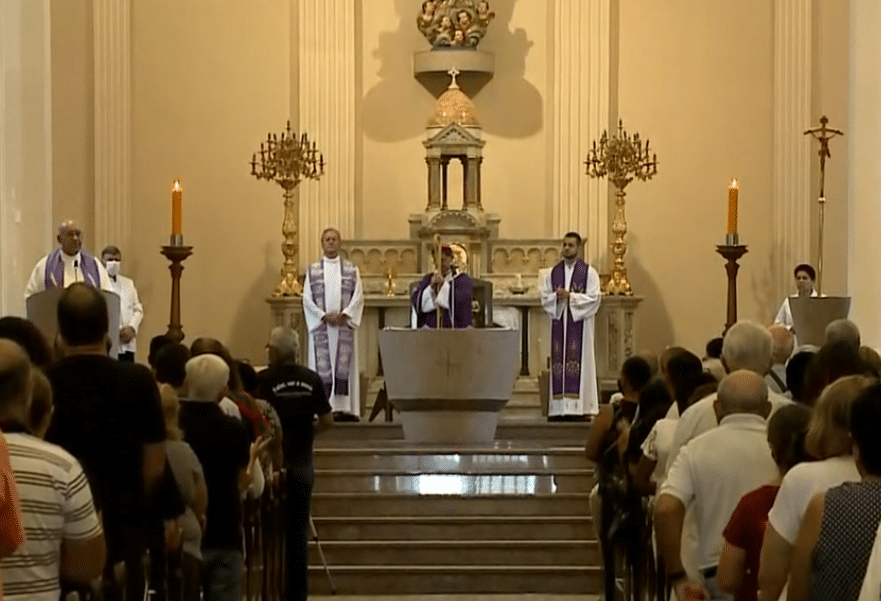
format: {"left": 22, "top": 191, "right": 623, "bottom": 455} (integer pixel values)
{"left": 0, "top": 222, "right": 342, "bottom": 600}
{"left": 586, "top": 293, "right": 881, "bottom": 600}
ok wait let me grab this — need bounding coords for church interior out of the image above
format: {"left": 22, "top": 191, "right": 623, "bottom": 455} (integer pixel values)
{"left": 4, "top": 0, "right": 881, "bottom": 598}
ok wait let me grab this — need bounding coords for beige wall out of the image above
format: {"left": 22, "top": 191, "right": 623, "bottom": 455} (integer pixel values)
{"left": 128, "top": 0, "right": 290, "bottom": 362}
{"left": 619, "top": 0, "right": 776, "bottom": 353}
{"left": 46, "top": 0, "right": 850, "bottom": 363}
{"left": 51, "top": 0, "right": 94, "bottom": 242}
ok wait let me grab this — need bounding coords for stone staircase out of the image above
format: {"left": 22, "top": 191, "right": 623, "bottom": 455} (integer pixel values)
{"left": 308, "top": 421, "right": 598, "bottom": 595}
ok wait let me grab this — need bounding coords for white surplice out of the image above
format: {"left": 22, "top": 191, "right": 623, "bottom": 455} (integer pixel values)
{"left": 303, "top": 256, "right": 364, "bottom": 416}
{"left": 108, "top": 274, "right": 144, "bottom": 354}
{"left": 539, "top": 262, "right": 602, "bottom": 417}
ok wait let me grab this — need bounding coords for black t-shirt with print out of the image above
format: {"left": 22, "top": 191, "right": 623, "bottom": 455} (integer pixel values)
{"left": 256, "top": 363, "right": 331, "bottom": 464}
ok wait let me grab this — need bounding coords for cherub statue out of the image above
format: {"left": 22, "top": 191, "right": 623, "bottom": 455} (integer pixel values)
{"left": 477, "top": 1, "right": 495, "bottom": 25}
{"left": 432, "top": 14, "right": 454, "bottom": 46}
{"left": 417, "top": 0, "right": 437, "bottom": 34}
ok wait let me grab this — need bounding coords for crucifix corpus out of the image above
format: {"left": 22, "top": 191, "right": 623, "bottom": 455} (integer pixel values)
{"left": 803, "top": 115, "right": 843, "bottom": 294}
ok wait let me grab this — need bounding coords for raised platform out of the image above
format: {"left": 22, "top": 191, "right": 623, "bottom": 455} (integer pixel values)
{"left": 309, "top": 421, "right": 597, "bottom": 595}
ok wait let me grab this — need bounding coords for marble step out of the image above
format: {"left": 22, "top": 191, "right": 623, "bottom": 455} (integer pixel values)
{"left": 313, "top": 448, "right": 592, "bottom": 471}
{"left": 307, "top": 539, "right": 598, "bottom": 566}
{"left": 311, "top": 515, "right": 595, "bottom": 541}
{"left": 311, "top": 492, "right": 590, "bottom": 517}
{"left": 317, "top": 421, "right": 591, "bottom": 443}
{"left": 307, "top": 564, "right": 600, "bottom": 595}
{"left": 313, "top": 470, "right": 593, "bottom": 493}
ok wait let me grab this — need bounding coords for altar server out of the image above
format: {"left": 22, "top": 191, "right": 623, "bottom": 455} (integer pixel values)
{"left": 303, "top": 228, "right": 364, "bottom": 421}
{"left": 539, "top": 232, "right": 602, "bottom": 420}
{"left": 101, "top": 245, "right": 144, "bottom": 362}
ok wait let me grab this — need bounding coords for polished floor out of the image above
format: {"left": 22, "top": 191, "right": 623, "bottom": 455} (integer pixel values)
{"left": 312, "top": 596, "right": 600, "bottom": 600}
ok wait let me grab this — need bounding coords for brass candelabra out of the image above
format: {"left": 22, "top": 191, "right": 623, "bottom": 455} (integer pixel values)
{"left": 251, "top": 121, "right": 325, "bottom": 296}
{"left": 586, "top": 120, "right": 658, "bottom": 295}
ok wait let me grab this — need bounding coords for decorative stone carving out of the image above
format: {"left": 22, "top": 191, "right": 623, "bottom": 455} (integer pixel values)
{"left": 607, "top": 312, "right": 619, "bottom": 371}
{"left": 417, "top": 0, "right": 496, "bottom": 49}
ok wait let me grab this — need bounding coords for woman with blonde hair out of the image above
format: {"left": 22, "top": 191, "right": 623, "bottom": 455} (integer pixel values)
{"left": 160, "top": 384, "right": 208, "bottom": 601}
{"left": 758, "top": 375, "right": 875, "bottom": 601}
{"left": 788, "top": 382, "right": 881, "bottom": 601}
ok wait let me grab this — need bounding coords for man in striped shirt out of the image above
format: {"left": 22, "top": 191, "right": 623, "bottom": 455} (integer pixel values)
{"left": 0, "top": 341, "right": 105, "bottom": 600}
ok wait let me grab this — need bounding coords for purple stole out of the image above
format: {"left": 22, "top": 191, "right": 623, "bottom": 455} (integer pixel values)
{"left": 308, "top": 259, "right": 358, "bottom": 398}
{"left": 550, "top": 259, "right": 588, "bottom": 399}
{"left": 44, "top": 249, "right": 101, "bottom": 289}
{"left": 412, "top": 272, "right": 473, "bottom": 329}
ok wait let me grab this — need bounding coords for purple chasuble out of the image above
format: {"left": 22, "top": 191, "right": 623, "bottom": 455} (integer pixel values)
{"left": 308, "top": 260, "right": 358, "bottom": 398}
{"left": 44, "top": 249, "right": 102, "bottom": 289}
{"left": 411, "top": 271, "right": 473, "bottom": 329}
{"left": 550, "top": 259, "right": 588, "bottom": 399}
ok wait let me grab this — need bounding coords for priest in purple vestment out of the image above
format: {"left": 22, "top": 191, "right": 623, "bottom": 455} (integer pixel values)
{"left": 540, "top": 232, "right": 602, "bottom": 420}
{"left": 411, "top": 245, "right": 473, "bottom": 329}
{"left": 24, "top": 220, "right": 112, "bottom": 299}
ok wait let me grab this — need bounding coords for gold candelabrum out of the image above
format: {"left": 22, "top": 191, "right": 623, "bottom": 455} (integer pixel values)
{"left": 586, "top": 120, "right": 658, "bottom": 295}
{"left": 251, "top": 121, "right": 325, "bottom": 296}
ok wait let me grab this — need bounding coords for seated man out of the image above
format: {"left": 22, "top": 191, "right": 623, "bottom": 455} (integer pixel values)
{"left": 411, "top": 245, "right": 473, "bottom": 329}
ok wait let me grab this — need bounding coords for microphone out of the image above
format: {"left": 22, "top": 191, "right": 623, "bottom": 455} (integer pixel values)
{"left": 73, "top": 259, "right": 79, "bottom": 283}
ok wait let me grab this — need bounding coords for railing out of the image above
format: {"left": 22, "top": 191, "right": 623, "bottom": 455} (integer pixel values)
{"left": 242, "top": 472, "right": 288, "bottom": 601}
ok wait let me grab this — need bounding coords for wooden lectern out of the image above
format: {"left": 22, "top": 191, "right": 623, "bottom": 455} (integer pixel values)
{"left": 378, "top": 328, "right": 519, "bottom": 443}
{"left": 26, "top": 288, "right": 122, "bottom": 358}
{"left": 789, "top": 296, "right": 851, "bottom": 347}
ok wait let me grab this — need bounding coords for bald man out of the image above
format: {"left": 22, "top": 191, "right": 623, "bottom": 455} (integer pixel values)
{"left": 655, "top": 370, "right": 777, "bottom": 601}
{"left": 24, "top": 220, "right": 112, "bottom": 299}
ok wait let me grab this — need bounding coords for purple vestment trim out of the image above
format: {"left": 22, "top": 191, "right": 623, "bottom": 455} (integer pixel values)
{"left": 550, "top": 260, "right": 588, "bottom": 399}
{"left": 411, "top": 272, "right": 473, "bottom": 329}
{"left": 44, "top": 249, "right": 101, "bottom": 289}
{"left": 308, "top": 260, "right": 357, "bottom": 398}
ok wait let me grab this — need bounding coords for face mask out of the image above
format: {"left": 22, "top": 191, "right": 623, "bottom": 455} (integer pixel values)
{"left": 105, "top": 260, "right": 120, "bottom": 277}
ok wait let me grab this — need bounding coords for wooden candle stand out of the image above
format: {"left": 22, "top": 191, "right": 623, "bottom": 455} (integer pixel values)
{"left": 161, "top": 245, "right": 193, "bottom": 343}
{"left": 716, "top": 244, "right": 748, "bottom": 333}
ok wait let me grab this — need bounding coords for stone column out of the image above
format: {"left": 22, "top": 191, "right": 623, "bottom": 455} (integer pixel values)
{"left": 0, "top": 0, "right": 54, "bottom": 315}
{"left": 297, "top": 0, "right": 357, "bottom": 261}
{"left": 93, "top": 0, "right": 131, "bottom": 252}
{"left": 846, "top": 0, "right": 881, "bottom": 346}
{"left": 771, "top": 0, "right": 812, "bottom": 305}
{"left": 551, "top": 0, "right": 610, "bottom": 263}
{"left": 426, "top": 156, "right": 442, "bottom": 210}
{"left": 464, "top": 156, "right": 479, "bottom": 211}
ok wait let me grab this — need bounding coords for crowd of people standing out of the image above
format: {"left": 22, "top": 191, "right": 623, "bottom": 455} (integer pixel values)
{"left": 587, "top": 316, "right": 881, "bottom": 601}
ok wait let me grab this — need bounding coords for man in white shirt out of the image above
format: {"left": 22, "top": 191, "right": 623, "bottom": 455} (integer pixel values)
{"left": 24, "top": 220, "right": 112, "bottom": 299}
{"left": 664, "top": 320, "right": 791, "bottom": 475}
{"left": 539, "top": 232, "right": 602, "bottom": 420}
{"left": 101, "top": 245, "right": 144, "bottom": 362}
{"left": 774, "top": 263, "right": 818, "bottom": 327}
{"left": 303, "top": 228, "right": 364, "bottom": 420}
{"left": 655, "top": 370, "right": 778, "bottom": 601}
